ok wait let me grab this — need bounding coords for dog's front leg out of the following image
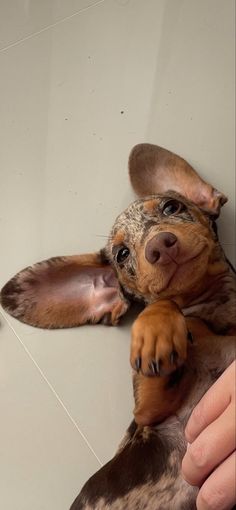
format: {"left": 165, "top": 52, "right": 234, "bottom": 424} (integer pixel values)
{"left": 133, "top": 369, "right": 190, "bottom": 426}
{"left": 131, "top": 299, "right": 189, "bottom": 426}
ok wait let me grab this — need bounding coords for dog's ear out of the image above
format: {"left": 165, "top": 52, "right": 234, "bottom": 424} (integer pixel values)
{"left": 129, "top": 143, "right": 227, "bottom": 216}
{"left": 0, "top": 252, "right": 129, "bottom": 329}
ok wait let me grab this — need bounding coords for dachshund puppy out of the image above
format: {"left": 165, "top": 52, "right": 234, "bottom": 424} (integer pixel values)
{"left": 1, "top": 144, "right": 235, "bottom": 509}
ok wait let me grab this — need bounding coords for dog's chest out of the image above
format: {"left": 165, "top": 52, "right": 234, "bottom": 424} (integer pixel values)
{"left": 182, "top": 273, "right": 236, "bottom": 333}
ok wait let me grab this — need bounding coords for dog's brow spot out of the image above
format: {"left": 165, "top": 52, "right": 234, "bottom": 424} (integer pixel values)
{"left": 113, "top": 230, "right": 125, "bottom": 246}
{"left": 143, "top": 199, "right": 159, "bottom": 213}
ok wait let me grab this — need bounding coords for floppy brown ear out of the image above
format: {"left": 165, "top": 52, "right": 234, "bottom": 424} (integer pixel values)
{"left": 129, "top": 143, "right": 227, "bottom": 216}
{"left": 0, "top": 253, "right": 129, "bottom": 329}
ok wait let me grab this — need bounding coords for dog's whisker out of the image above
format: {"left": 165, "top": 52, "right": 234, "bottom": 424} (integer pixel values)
{"left": 95, "top": 234, "right": 110, "bottom": 239}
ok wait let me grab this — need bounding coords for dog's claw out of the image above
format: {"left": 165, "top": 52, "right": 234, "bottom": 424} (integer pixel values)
{"left": 187, "top": 331, "right": 193, "bottom": 343}
{"left": 149, "top": 360, "right": 160, "bottom": 376}
{"left": 170, "top": 350, "right": 178, "bottom": 365}
{"left": 135, "top": 357, "right": 141, "bottom": 371}
{"left": 155, "top": 359, "right": 161, "bottom": 375}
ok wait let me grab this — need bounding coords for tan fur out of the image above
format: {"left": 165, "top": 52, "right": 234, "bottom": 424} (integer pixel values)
{"left": 113, "top": 230, "right": 126, "bottom": 246}
{"left": 130, "top": 300, "right": 188, "bottom": 376}
{"left": 133, "top": 370, "right": 191, "bottom": 426}
{"left": 143, "top": 199, "right": 159, "bottom": 213}
{"left": 134, "top": 220, "right": 217, "bottom": 298}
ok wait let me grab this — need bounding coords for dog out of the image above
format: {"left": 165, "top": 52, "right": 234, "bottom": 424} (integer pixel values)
{"left": 1, "top": 144, "right": 235, "bottom": 509}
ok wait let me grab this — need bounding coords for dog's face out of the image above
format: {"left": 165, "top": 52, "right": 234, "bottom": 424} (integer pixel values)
{"left": 105, "top": 192, "right": 217, "bottom": 302}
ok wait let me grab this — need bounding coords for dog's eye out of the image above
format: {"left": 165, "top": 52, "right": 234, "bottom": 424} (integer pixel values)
{"left": 116, "top": 246, "right": 130, "bottom": 264}
{"left": 162, "top": 200, "right": 185, "bottom": 216}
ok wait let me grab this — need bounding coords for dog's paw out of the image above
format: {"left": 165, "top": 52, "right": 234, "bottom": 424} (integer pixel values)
{"left": 130, "top": 300, "right": 188, "bottom": 376}
{"left": 100, "top": 298, "right": 130, "bottom": 326}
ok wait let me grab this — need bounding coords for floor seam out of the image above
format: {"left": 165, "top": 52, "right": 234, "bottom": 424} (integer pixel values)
{"left": 0, "top": 0, "right": 107, "bottom": 53}
{"left": 0, "top": 309, "right": 103, "bottom": 467}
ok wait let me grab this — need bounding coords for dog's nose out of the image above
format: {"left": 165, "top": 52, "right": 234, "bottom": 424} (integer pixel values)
{"left": 145, "top": 232, "right": 178, "bottom": 264}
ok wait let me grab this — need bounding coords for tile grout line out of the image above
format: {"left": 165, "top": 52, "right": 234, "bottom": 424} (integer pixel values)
{"left": 0, "top": 0, "right": 107, "bottom": 53}
{"left": 0, "top": 309, "right": 103, "bottom": 467}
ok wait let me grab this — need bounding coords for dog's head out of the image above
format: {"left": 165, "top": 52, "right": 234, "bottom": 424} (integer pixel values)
{"left": 105, "top": 192, "right": 219, "bottom": 302}
{"left": 104, "top": 143, "right": 227, "bottom": 303}
{"left": 0, "top": 144, "right": 228, "bottom": 328}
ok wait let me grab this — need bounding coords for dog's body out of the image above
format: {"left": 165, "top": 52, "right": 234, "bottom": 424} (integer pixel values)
{"left": 71, "top": 323, "right": 235, "bottom": 510}
{"left": 1, "top": 144, "right": 235, "bottom": 509}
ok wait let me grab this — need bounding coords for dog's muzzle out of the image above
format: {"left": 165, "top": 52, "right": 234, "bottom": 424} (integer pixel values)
{"left": 145, "top": 232, "right": 178, "bottom": 265}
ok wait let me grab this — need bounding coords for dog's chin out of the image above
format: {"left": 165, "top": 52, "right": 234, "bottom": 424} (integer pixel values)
{"left": 145, "top": 248, "right": 209, "bottom": 299}
{"left": 147, "top": 264, "right": 177, "bottom": 297}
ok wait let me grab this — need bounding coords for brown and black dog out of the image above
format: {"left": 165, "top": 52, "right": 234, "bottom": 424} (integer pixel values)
{"left": 1, "top": 144, "right": 235, "bottom": 509}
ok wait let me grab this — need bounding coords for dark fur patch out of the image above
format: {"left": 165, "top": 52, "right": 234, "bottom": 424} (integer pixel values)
{"left": 100, "top": 248, "right": 111, "bottom": 265}
{"left": 165, "top": 366, "right": 185, "bottom": 389}
{"left": 140, "top": 220, "right": 159, "bottom": 245}
{"left": 126, "top": 419, "right": 138, "bottom": 437}
{"left": 209, "top": 368, "right": 225, "bottom": 382}
{"left": 71, "top": 428, "right": 172, "bottom": 508}
{"left": 0, "top": 278, "right": 21, "bottom": 311}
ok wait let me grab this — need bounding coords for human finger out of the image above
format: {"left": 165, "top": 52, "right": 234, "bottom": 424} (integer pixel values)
{"left": 182, "top": 402, "right": 235, "bottom": 486}
{"left": 185, "top": 361, "right": 235, "bottom": 443}
{"left": 196, "top": 451, "right": 236, "bottom": 510}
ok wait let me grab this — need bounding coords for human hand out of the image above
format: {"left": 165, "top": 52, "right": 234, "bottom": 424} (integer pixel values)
{"left": 182, "top": 360, "right": 236, "bottom": 510}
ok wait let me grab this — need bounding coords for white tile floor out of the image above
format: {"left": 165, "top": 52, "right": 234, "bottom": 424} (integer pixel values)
{"left": 0, "top": 1, "right": 235, "bottom": 509}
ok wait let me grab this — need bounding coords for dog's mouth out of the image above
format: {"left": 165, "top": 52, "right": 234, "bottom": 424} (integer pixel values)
{"left": 142, "top": 243, "right": 209, "bottom": 297}
{"left": 162, "top": 246, "right": 205, "bottom": 267}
